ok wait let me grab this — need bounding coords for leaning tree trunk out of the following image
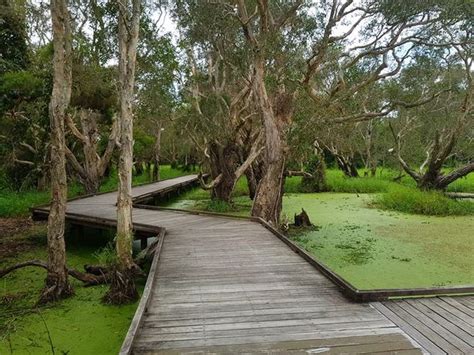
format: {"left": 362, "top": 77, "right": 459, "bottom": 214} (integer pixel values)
{"left": 104, "top": 0, "right": 141, "bottom": 305}
{"left": 245, "top": 160, "right": 264, "bottom": 200}
{"left": 39, "top": 0, "right": 73, "bottom": 304}
{"left": 335, "top": 154, "right": 359, "bottom": 178}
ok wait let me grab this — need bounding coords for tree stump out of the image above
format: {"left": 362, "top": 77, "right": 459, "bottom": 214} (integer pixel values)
{"left": 294, "top": 208, "right": 312, "bottom": 227}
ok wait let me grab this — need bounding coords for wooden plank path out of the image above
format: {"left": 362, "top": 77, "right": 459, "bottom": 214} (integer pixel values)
{"left": 373, "top": 297, "right": 474, "bottom": 354}
{"left": 31, "top": 175, "right": 473, "bottom": 354}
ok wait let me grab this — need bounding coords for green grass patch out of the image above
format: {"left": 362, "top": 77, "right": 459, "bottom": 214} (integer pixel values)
{"left": 0, "top": 165, "right": 195, "bottom": 217}
{"left": 447, "top": 172, "right": 474, "bottom": 193}
{"left": 0, "top": 185, "right": 83, "bottom": 218}
{"left": 374, "top": 186, "right": 474, "bottom": 216}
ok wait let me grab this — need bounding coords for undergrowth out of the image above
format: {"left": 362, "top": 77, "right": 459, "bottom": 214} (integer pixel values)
{"left": 373, "top": 186, "right": 474, "bottom": 216}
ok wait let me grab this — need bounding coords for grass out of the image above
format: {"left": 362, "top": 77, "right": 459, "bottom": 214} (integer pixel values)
{"left": 374, "top": 185, "right": 474, "bottom": 216}
{"left": 0, "top": 225, "right": 145, "bottom": 354}
{"left": 0, "top": 165, "right": 196, "bottom": 217}
{"left": 325, "top": 169, "right": 398, "bottom": 193}
{"left": 0, "top": 185, "right": 83, "bottom": 218}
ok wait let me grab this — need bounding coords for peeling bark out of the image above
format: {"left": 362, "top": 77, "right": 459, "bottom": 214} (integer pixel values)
{"left": 151, "top": 124, "right": 162, "bottom": 181}
{"left": 110, "top": 0, "right": 141, "bottom": 304}
{"left": 251, "top": 59, "right": 292, "bottom": 225}
{"left": 40, "top": 0, "right": 74, "bottom": 304}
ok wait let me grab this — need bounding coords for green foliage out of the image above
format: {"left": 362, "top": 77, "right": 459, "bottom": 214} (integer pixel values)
{"left": 0, "top": 2, "right": 29, "bottom": 73}
{"left": 0, "top": 44, "right": 52, "bottom": 190}
{"left": 374, "top": 186, "right": 474, "bottom": 216}
{"left": 0, "top": 71, "right": 42, "bottom": 100}
{"left": 202, "top": 199, "right": 234, "bottom": 213}
{"left": 133, "top": 129, "right": 155, "bottom": 162}
{"left": 0, "top": 190, "right": 50, "bottom": 217}
{"left": 194, "top": 196, "right": 252, "bottom": 215}
{"left": 93, "top": 244, "right": 118, "bottom": 266}
{"left": 325, "top": 170, "right": 395, "bottom": 193}
{"left": 71, "top": 64, "right": 117, "bottom": 114}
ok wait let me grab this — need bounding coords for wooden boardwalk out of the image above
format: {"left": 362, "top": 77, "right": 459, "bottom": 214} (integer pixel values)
{"left": 373, "top": 297, "right": 474, "bottom": 354}
{"left": 31, "top": 175, "right": 473, "bottom": 354}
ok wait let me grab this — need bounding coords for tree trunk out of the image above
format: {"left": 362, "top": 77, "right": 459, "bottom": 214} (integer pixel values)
{"left": 83, "top": 178, "right": 100, "bottom": 195}
{"left": 335, "top": 154, "right": 359, "bottom": 178}
{"left": 245, "top": 161, "right": 264, "bottom": 200}
{"left": 251, "top": 58, "right": 291, "bottom": 225}
{"left": 208, "top": 142, "right": 239, "bottom": 202}
{"left": 152, "top": 124, "right": 162, "bottom": 181}
{"left": 300, "top": 154, "right": 327, "bottom": 192}
{"left": 39, "top": 0, "right": 73, "bottom": 304}
{"left": 107, "top": 0, "right": 141, "bottom": 305}
{"left": 81, "top": 110, "right": 101, "bottom": 192}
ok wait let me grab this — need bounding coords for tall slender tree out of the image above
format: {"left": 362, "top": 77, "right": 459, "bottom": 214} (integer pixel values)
{"left": 39, "top": 0, "right": 73, "bottom": 304}
{"left": 104, "top": 0, "right": 141, "bottom": 304}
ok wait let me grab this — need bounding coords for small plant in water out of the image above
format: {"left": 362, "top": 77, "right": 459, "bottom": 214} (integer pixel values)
{"left": 93, "top": 243, "right": 118, "bottom": 266}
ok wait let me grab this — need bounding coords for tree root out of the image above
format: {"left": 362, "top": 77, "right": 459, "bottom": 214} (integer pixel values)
{"left": 102, "top": 267, "right": 139, "bottom": 305}
{"left": 0, "top": 259, "right": 111, "bottom": 286}
{"left": 38, "top": 274, "right": 74, "bottom": 305}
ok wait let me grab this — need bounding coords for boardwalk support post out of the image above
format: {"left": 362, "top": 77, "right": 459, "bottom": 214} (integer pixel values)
{"left": 140, "top": 236, "right": 147, "bottom": 250}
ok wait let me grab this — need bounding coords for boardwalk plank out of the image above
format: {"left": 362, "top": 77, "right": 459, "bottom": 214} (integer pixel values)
{"left": 399, "top": 300, "right": 471, "bottom": 352}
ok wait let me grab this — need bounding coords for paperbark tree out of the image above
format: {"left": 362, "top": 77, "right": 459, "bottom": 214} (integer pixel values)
{"left": 389, "top": 33, "right": 473, "bottom": 190}
{"left": 235, "top": 0, "right": 302, "bottom": 225}
{"left": 39, "top": 0, "right": 73, "bottom": 304}
{"left": 104, "top": 0, "right": 141, "bottom": 305}
{"left": 65, "top": 109, "right": 118, "bottom": 193}
{"left": 177, "top": 23, "right": 264, "bottom": 203}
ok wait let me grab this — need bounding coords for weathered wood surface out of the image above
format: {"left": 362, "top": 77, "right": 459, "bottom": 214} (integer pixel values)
{"left": 373, "top": 297, "right": 474, "bottom": 355}
{"left": 132, "top": 211, "right": 419, "bottom": 354}
{"left": 30, "top": 175, "right": 473, "bottom": 354}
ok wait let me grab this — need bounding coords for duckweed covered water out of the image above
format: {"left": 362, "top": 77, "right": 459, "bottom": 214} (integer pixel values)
{"left": 284, "top": 193, "right": 474, "bottom": 289}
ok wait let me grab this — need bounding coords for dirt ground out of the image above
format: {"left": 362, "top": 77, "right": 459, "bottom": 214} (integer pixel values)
{"left": 0, "top": 218, "right": 46, "bottom": 259}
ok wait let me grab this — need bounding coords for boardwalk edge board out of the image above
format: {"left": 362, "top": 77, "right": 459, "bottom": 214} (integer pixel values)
{"left": 120, "top": 228, "right": 166, "bottom": 355}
